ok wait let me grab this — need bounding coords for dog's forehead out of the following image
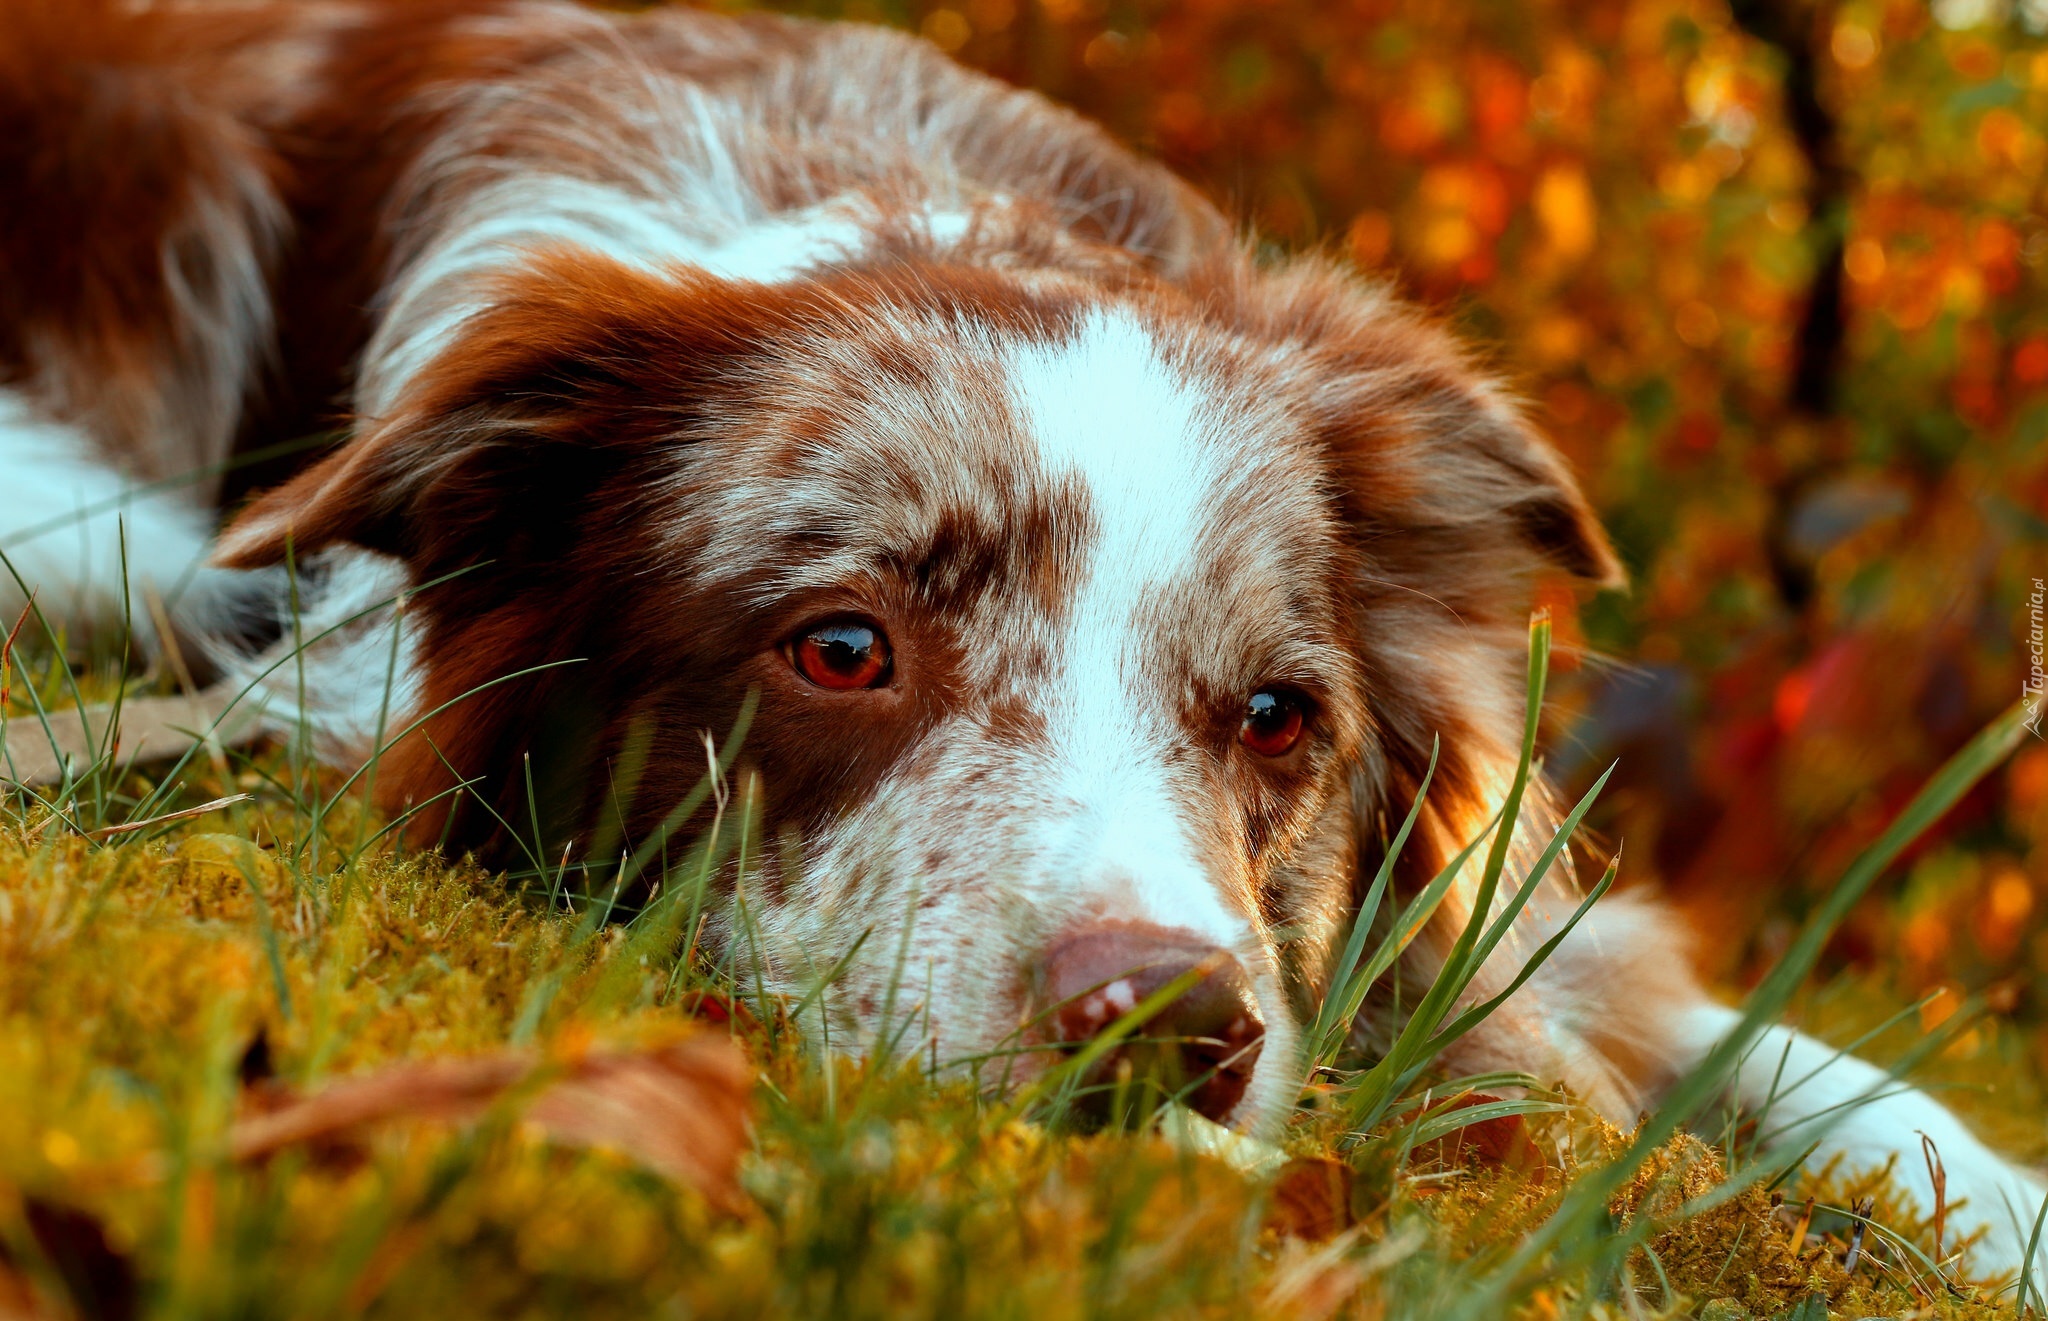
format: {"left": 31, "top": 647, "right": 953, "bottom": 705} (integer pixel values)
{"left": 687, "top": 301, "right": 1343, "bottom": 646}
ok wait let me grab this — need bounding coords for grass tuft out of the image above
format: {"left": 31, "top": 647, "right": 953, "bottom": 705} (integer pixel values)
{"left": 0, "top": 604, "right": 2035, "bottom": 1319}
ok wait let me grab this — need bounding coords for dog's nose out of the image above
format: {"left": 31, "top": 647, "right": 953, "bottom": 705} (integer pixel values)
{"left": 1039, "top": 923, "right": 1265, "bottom": 1124}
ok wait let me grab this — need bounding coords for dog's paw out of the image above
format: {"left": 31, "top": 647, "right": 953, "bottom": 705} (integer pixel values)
{"left": 1933, "top": 1145, "right": 2048, "bottom": 1284}
{"left": 1701, "top": 1008, "right": 2048, "bottom": 1286}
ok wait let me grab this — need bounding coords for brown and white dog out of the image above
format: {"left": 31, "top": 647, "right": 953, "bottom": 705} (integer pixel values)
{"left": 4, "top": 0, "right": 2042, "bottom": 1275}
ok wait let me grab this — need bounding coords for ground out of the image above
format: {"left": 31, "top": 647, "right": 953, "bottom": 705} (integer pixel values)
{"left": 0, "top": 671, "right": 2038, "bottom": 1321}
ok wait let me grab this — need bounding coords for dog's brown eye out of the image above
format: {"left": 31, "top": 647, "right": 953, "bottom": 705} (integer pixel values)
{"left": 791, "top": 620, "right": 891, "bottom": 690}
{"left": 1240, "top": 689, "right": 1306, "bottom": 758}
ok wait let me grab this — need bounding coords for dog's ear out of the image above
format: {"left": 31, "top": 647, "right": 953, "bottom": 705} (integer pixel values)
{"left": 1233, "top": 259, "right": 1623, "bottom": 604}
{"left": 214, "top": 252, "right": 771, "bottom": 573}
{"left": 1322, "top": 360, "right": 1625, "bottom": 614}
{"left": 1317, "top": 338, "right": 1621, "bottom": 599}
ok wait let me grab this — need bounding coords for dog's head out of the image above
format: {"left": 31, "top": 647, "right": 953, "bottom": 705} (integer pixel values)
{"left": 218, "top": 246, "right": 1620, "bottom": 1127}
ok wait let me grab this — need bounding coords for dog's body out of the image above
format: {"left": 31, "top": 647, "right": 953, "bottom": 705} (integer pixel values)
{"left": 5, "top": 0, "right": 2042, "bottom": 1276}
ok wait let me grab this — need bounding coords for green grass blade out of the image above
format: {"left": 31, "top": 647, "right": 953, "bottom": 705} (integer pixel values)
{"left": 1308, "top": 735, "right": 1441, "bottom": 1071}
{"left": 1337, "top": 614, "right": 1552, "bottom": 1131}
{"left": 2015, "top": 1187, "right": 2048, "bottom": 1317}
{"left": 1463, "top": 698, "right": 2033, "bottom": 1311}
{"left": 1424, "top": 847, "right": 1620, "bottom": 1056}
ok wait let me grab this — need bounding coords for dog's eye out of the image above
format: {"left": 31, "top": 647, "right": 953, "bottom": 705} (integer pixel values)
{"left": 1240, "top": 689, "right": 1307, "bottom": 758}
{"left": 790, "top": 620, "right": 891, "bottom": 690}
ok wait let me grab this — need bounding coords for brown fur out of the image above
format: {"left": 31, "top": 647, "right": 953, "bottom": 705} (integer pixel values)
{"left": 1, "top": 0, "right": 1637, "bottom": 1089}
{"left": 11, "top": 2, "right": 2041, "bottom": 1269}
{"left": 0, "top": 0, "right": 1738, "bottom": 1139}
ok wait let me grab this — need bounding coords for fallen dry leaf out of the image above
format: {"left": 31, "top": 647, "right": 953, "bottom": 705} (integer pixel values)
{"left": 2, "top": 684, "right": 263, "bottom": 790}
{"left": 229, "top": 1037, "right": 753, "bottom": 1209}
{"left": 1409, "top": 1093, "right": 1553, "bottom": 1184}
{"left": 1267, "top": 1156, "right": 1354, "bottom": 1241}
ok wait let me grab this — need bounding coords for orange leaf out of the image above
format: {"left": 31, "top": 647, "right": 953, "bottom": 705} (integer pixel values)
{"left": 1267, "top": 1156, "right": 1353, "bottom": 1240}
{"left": 230, "top": 1037, "right": 753, "bottom": 1210}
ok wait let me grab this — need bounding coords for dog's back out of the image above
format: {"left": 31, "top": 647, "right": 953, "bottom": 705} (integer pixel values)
{"left": 3, "top": 2, "right": 1218, "bottom": 477}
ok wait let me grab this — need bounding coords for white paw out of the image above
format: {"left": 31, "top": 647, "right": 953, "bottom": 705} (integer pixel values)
{"left": 1691, "top": 1006, "right": 2048, "bottom": 1285}
{"left": 1820, "top": 1107, "right": 2048, "bottom": 1284}
{"left": 1928, "top": 1143, "right": 2048, "bottom": 1284}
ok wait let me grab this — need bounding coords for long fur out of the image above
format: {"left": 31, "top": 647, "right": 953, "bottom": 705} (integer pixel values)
{"left": 4, "top": 0, "right": 2040, "bottom": 1279}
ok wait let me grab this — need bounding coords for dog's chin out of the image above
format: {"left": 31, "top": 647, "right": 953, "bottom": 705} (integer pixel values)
{"left": 1229, "top": 973, "right": 1303, "bottom": 1139}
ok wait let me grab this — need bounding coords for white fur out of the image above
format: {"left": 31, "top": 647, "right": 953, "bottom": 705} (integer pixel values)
{"left": 361, "top": 168, "right": 959, "bottom": 418}
{"left": 0, "top": 391, "right": 249, "bottom": 649}
{"left": 153, "top": 152, "right": 284, "bottom": 493}
{"left": 360, "top": 174, "right": 873, "bottom": 414}
{"left": 205, "top": 547, "right": 422, "bottom": 764}
{"left": 355, "top": 36, "right": 1002, "bottom": 421}
{"left": 1004, "top": 310, "right": 1305, "bottom": 1127}
{"left": 1007, "top": 310, "right": 1242, "bottom": 950}
{"left": 1684, "top": 1001, "right": 2048, "bottom": 1281}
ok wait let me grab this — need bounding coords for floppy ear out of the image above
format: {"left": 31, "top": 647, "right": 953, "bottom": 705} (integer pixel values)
{"left": 1336, "top": 373, "right": 1623, "bottom": 590}
{"left": 214, "top": 252, "right": 771, "bottom": 573}
{"left": 1311, "top": 332, "right": 1623, "bottom": 599}
{"left": 1227, "top": 257, "right": 1623, "bottom": 601}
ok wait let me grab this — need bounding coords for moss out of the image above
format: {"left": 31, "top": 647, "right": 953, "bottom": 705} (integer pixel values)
{"left": 0, "top": 756, "right": 2030, "bottom": 1319}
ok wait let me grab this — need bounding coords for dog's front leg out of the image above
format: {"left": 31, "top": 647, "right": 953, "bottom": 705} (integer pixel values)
{"left": 1676, "top": 1000, "right": 2048, "bottom": 1283}
{"left": 1436, "top": 888, "right": 2047, "bottom": 1283}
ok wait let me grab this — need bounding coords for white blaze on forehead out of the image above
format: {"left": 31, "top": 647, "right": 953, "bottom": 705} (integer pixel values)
{"left": 1005, "top": 310, "right": 1249, "bottom": 951}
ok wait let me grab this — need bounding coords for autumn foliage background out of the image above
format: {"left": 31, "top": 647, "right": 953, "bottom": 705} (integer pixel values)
{"left": 4, "top": 4, "right": 2046, "bottom": 1315}
{"left": 743, "top": 0, "right": 2048, "bottom": 1059}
